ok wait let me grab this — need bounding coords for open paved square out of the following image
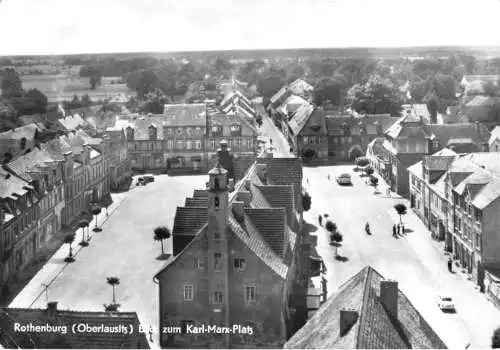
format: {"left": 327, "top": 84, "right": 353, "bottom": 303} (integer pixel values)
{"left": 10, "top": 174, "right": 208, "bottom": 347}
{"left": 304, "top": 165, "right": 500, "bottom": 349}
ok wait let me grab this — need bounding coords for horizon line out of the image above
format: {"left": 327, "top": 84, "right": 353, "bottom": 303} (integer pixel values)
{"left": 2, "top": 44, "right": 499, "bottom": 58}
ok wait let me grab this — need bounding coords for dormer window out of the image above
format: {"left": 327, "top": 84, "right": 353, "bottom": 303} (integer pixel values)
{"left": 186, "top": 127, "right": 193, "bottom": 136}
{"left": 195, "top": 127, "right": 202, "bottom": 135}
{"left": 167, "top": 128, "right": 173, "bottom": 135}
{"left": 177, "top": 128, "right": 183, "bottom": 135}
{"left": 212, "top": 124, "right": 223, "bottom": 136}
{"left": 148, "top": 125, "right": 157, "bottom": 140}
{"left": 432, "top": 140, "right": 439, "bottom": 149}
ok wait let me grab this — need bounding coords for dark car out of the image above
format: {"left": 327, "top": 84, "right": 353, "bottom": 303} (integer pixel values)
{"left": 144, "top": 175, "right": 155, "bottom": 183}
{"left": 136, "top": 177, "right": 145, "bottom": 186}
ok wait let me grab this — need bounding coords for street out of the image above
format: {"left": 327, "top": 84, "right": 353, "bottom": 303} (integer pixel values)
{"left": 9, "top": 175, "right": 208, "bottom": 349}
{"left": 303, "top": 165, "right": 500, "bottom": 349}
{"left": 259, "top": 115, "right": 294, "bottom": 158}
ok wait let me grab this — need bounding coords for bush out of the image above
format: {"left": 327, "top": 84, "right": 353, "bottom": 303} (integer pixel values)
{"left": 325, "top": 220, "right": 337, "bottom": 234}
{"left": 365, "top": 166, "right": 374, "bottom": 176}
{"left": 370, "top": 176, "right": 379, "bottom": 186}
{"left": 331, "top": 231, "right": 343, "bottom": 244}
{"left": 302, "top": 192, "right": 312, "bottom": 211}
{"left": 355, "top": 157, "right": 370, "bottom": 168}
{"left": 302, "top": 148, "right": 316, "bottom": 160}
{"left": 492, "top": 326, "right": 500, "bottom": 348}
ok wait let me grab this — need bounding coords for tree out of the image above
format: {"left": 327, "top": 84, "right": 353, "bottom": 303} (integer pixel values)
{"left": 153, "top": 226, "right": 171, "bottom": 258}
{"left": 483, "top": 81, "right": 499, "bottom": 97}
{"left": 302, "top": 192, "right": 312, "bottom": 212}
{"left": 348, "top": 144, "right": 364, "bottom": 161}
{"left": 77, "top": 219, "right": 90, "bottom": 247}
{"left": 426, "top": 97, "right": 439, "bottom": 124}
{"left": 325, "top": 220, "right": 337, "bottom": 234}
{"left": 81, "top": 94, "right": 92, "bottom": 106}
{"left": 365, "top": 166, "right": 374, "bottom": 176}
{"left": 330, "top": 231, "right": 343, "bottom": 256}
{"left": 89, "top": 76, "right": 98, "bottom": 90}
{"left": 313, "top": 76, "right": 348, "bottom": 106}
{"left": 302, "top": 148, "right": 316, "bottom": 160}
{"left": 492, "top": 326, "right": 500, "bottom": 348}
{"left": 91, "top": 206, "right": 102, "bottom": 232}
{"left": 370, "top": 176, "right": 379, "bottom": 187}
{"left": 106, "top": 277, "right": 120, "bottom": 305}
{"left": 257, "top": 75, "right": 285, "bottom": 99}
{"left": 63, "top": 234, "right": 75, "bottom": 262}
{"left": 1, "top": 68, "right": 23, "bottom": 98}
{"left": 394, "top": 203, "right": 407, "bottom": 224}
{"left": 285, "top": 63, "right": 306, "bottom": 84}
{"left": 356, "top": 157, "right": 370, "bottom": 168}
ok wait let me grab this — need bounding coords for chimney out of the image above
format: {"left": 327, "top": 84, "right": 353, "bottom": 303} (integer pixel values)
{"left": 47, "top": 302, "right": 58, "bottom": 317}
{"left": 232, "top": 201, "right": 244, "bottom": 221}
{"left": 380, "top": 280, "right": 398, "bottom": 320}
{"left": 255, "top": 164, "right": 268, "bottom": 182}
{"left": 339, "top": 308, "right": 358, "bottom": 336}
{"left": 236, "top": 191, "right": 252, "bottom": 206}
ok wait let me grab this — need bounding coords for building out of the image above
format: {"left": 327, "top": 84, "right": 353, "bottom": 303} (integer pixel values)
{"left": 207, "top": 113, "right": 258, "bottom": 164}
{"left": 286, "top": 105, "right": 328, "bottom": 159}
{"left": 284, "top": 266, "right": 447, "bottom": 349}
{"left": 155, "top": 154, "right": 304, "bottom": 348}
{"left": 288, "top": 78, "right": 314, "bottom": 97}
{"left": 489, "top": 126, "right": 500, "bottom": 151}
{"left": 106, "top": 129, "right": 131, "bottom": 190}
{"left": 462, "top": 96, "right": 500, "bottom": 122}
{"left": 0, "top": 302, "right": 149, "bottom": 348}
{"left": 0, "top": 124, "right": 40, "bottom": 163}
{"left": 367, "top": 113, "right": 490, "bottom": 197}
{"left": 461, "top": 75, "right": 499, "bottom": 96}
{"left": 121, "top": 104, "right": 208, "bottom": 172}
{"left": 326, "top": 113, "right": 394, "bottom": 162}
{"left": 408, "top": 148, "right": 457, "bottom": 241}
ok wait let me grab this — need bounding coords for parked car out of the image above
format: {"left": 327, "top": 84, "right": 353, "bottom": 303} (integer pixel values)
{"left": 336, "top": 173, "right": 352, "bottom": 185}
{"left": 436, "top": 295, "right": 455, "bottom": 311}
{"left": 143, "top": 175, "right": 155, "bottom": 183}
{"left": 136, "top": 177, "right": 146, "bottom": 186}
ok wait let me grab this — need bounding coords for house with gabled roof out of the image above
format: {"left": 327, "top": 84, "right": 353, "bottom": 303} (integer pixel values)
{"left": 284, "top": 266, "right": 447, "bottom": 349}
{"left": 154, "top": 152, "right": 304, "bottom": 348}
{"left": 0, "top": 302, "right": 149, "bottom": 348}
{"left": 0, "top": 124, "right": 40, "bottom": 163}
{"left": 463, "top": 95, "right": 500, "bottom": 122}
{"left": 288, "top": 78, "right": 314, "bottom": 97}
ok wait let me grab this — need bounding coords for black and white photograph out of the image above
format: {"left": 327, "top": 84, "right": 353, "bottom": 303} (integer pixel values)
{"left": 0, "top": 0, "right": 500, "bottom": 348}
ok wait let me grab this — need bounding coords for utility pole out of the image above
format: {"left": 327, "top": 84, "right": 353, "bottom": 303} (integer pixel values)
{"left": 41, "top": 283, "right": 49, "bottom": 304}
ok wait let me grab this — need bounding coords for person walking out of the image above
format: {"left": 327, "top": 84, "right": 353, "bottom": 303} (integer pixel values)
{"left": 397, "top": 224, "right": 401, "bottom": 236}
{"left": 327, "top": 174, "right": 330, "bottom": 180}
{"left": 318, "top": 214, "right": 323, "bottom": 226}
{"left": 392, "top": 224, "right": 397, "bottom": 237}
{"left": 447, "top": 257, "right": 453, "bottom": 272}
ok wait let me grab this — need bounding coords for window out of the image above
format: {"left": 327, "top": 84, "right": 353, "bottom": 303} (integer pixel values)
{"left": 433, "top": 140, "right": 439, "bottom": 149}
{"left": 167, "top": 128, "right": 173, "bottom": 135}
{"left": 193, "top": 257, "right": 200, "bottom": 268}
{"left": 234, "top": 258, "right": 246, "bottom": 271}
{"left": 245, "top": 284, "right": 256, "bottom": 302}
{"left": 347, "top": 137, "right": 352, "bottom": 143}
{"left": 176, "top": 141, "right": 183, "bottom": 149}
{"left": 186, "top": 127, "right": 192, "bottom": 136}
{"left": 183, "top": 285, "right": 194, "bottom": 300}
{"left": 474, "top": 208, "right": 482, "bottom": 223}
{"left": 195, "top": 127, "right": 202, "bottom": 134}
{"left": 167, "top": 140, "right": 173, "bottom": 149}
{"left": 214, "top": 231, "right": 220, "bottom": 240}
{"left": 177, "top": 128, "right": 183, "bottom": 135}
{"left": 213, "top": 291, "right": 223, "bottom": 304}
{"left": 214, "top": 253, "right": 222, "bottom": 271}
{"left": 186, "top": 141, "right": 192, "bottom": 150}
{"left": 476, "top": 233, "right": 481, "bottom": 250}
{"left": 214, "top": 178, "right": 220, "bottom": 189}
{"left": 302, "top": 136, "right": 308, "bottom": 144}
{"left": 214, "top": 196, "right": 219, "bottom": 209}
{"left": 195, "top": 140, "right": 202, "bottom": 149}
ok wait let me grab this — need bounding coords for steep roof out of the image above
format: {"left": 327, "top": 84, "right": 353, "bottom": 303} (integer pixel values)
{"left": 427, "top": 123, "right": 490, "bottom": 147}
{"left": 298, "top": 108, "right": 327, "bottom": 136}
{"left": 288, "top": 104, "right": 315, "bottom": 136}
{"left": 4, "top": 148, "right": 56, "bottom": 182}
{"left": 462, "top": 75, "right": 499, "bottom": 85}
{"left": 0, "top": 124, "right": 39, "bottom": 140}
{"left": 289, "top": 78, "right": 314, "bottom": 95}
{"left": 284, "top": 266, "right": 447, "bottom": 349}
{"left": 0, "top": 307, "right": 149, "bottom": 349}
{"left": 171, "top": 206, "right": 208, "bottom": 236}
{"left": 40, "top": 137, "right": 73, "bottom": 161}
{"left": 489, "top": 125, "right": 500, "bottom": 144}
{"left": 163, "top": 103, "right": 207, "bottom": 126}
{"left": 270, "top": 86, "right": 291, "bottom": 107}
{"left": 0, "top": 167, "right": 31, "bottom": 200}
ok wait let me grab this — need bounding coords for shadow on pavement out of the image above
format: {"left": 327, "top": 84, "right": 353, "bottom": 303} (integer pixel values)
{"left": 156, "top": 254, "right": 171, "bottom": 261}
{"left": 403, "top": 228, "right": 413, "bottom": 233}
{"left": 441, "top": 308, "right": 457, "bottom": 314}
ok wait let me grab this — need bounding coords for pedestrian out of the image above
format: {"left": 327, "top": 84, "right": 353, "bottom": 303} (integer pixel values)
{"left": 318, "top": 214, "right": 323, "bottom": 226}
{"left": 401, "top": 223, "right": 405, "bottom": 234}
{"left": 392, "top": 224, "right": 397, "bottom": 237}
{"left": 307, "top": 178, "right": 309, "bottom": 185}
{"left": 397, "top": 224, "right": 401, "bottom": 235}
{"left": 328, "top": 174, "right": 330, "bottom": 180}
{"left": 447, "top": 257, "right": 453, "bottom": 272}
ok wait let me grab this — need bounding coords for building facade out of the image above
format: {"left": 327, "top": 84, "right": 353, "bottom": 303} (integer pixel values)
{"left": 106, "top": 129, "right": 131, "bottom": 190}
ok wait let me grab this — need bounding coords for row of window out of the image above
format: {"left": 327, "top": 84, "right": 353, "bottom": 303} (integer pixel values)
{"left": 302, "top": 136, "right": 323, "bottom": 144}
{"left": 130, "top": 138, "right": 254, "bottom": 151}
{"left": 191, "top": 256, "right": 246, "bottom": 271}
{"left": 182, "top": 283, "right": 256, "bottom": 303}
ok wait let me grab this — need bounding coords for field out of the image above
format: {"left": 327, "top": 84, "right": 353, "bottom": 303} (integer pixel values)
{"left": 21, "top": 73, "right": 136, "bottom": 103}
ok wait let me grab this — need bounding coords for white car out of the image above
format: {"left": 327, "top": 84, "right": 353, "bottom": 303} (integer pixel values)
{"left": 336, "top": 173, "right": 352, "bottom": 185}
{"left": 436, "top": 295, "right": 455, "bottom": 311}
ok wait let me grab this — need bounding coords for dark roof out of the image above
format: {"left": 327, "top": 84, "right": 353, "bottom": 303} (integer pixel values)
{"left": 163, "top": 103, "right": 207, "bottom": 126}
{"left": 209, "top": 113, "right": 257, "bottom": 137}
{"left": 0, "top": 124, "right": 39, "bottom": 140}
{"left": 185, "top": 197, "right": 208, "bottom": 207}
{"left": 193, "top": 189, "right": 208, "bottom": 198}
{"left": 285, "top": 266, "right": 447, "bottom": 349}
{"left": 0, "top": 167, "right": 30, "bottom": 199}
{"left": 422, "top": 156, "right": 455, "bottom": 171}
{"left": 255, "top": 184, "right": 295, "bottom": 228}
{"left": 297, "top": 108, "right": 328, "bottom": 136}
{"left": 428, "top": 123, "right": 490, "bottom": 147}
{"left": 171, "top": 206, "right": 208, "bottom": 236}
{"left": 244, "top": 208, "right": 286, "bottom": 258}
{"left": 0, "top": 307, "right": 149, "bottom": 349}
{"left": 5, "top": 148, "right": 55, "bottom": 182}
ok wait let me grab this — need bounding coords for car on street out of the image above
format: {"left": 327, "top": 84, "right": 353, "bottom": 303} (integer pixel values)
{"left": 137, "top": 177, "right": 146, "bottom": 186}
{"left": 436, "top": 295, "right": 455, "bottom": 311}
{"left": 336, "top": 173, "right": 352, "bottom": 185}
{"left": 143, "top": 175, "right": 155, "bottom": 183}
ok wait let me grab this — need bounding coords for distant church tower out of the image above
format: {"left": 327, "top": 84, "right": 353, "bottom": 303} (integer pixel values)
{"left": 206, "top": 160, "right": 231, "bottom": 346}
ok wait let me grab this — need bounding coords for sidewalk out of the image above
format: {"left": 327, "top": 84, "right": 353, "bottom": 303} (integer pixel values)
{"left": 9, "top": 190, "right": 131, "bottom": 308}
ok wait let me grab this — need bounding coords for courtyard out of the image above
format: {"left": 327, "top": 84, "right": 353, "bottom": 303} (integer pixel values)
{"left": 303, "top": 165, "right": 500, "bottom": 349}
{"left": 9, "top": 174, "right": 208, "bottom": 348}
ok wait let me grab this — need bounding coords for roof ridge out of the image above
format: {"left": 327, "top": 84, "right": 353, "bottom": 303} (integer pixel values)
{"left": 356, "top": 266, "right": 373, "bottom": 347}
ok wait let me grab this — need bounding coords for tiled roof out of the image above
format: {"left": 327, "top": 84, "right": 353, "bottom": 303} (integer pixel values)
{"left": 0, "top": 307, "right": 149, "bottom": 349}
{"left": 185, "top": 197, "right": 208, "bottom": 207}
{"left": 465, "top": 95, "right": 500, "bottom": 107}
{"left": 255, "top": 184, "right": 295, "bottom": 228}
{"left": 288, "top": 78, "right": 314, "bottom": 95}
{"left": 407, "top": 160, "right": 423, "bottom": 178}
{"left": 163, "top": 103, "right": 207, "bottom": 126}
{"left": 288, "top": 104, "right": 315, "bottom": 136}
{"left": 297, "top": 108, "right": 328, "bottom": 136}
{"left": 58, "top": 114, "right": 90, "bottom": 131}
{"left": 427, "top": 123, "right": 490, "bottom": 147}
{"left": 423, "top": 155, "right": 456, "bottom": 171}
{"left": 244, "top": 208, "right": 286, "bottom": 258}
{"left": 0, "top": 167, "right": 30, "bottom": 199}
{"left": 5, "top": 148, "right": 56, "bottom": 182}
{"left": 75, "top": 129, "right": 102, "bottom": 145}
{"left": 0, "top": 124, "right": 39, "bottom": 140}
{"left": 193, "top": 189, "right": 208, "bottom": 198}
{"left": 285, "top": 266, "right": 447, "bottom": 349}
{"left": 325, "top": 115, "right": 353, "bottom": 136}
{"left": 172, "top": 206, "right": 208, "bottom": 236}
{"left": 209, "top": 113, "right": 257, "bottom": 137}
{"left": 40, "top": 137, "right": 72, "bottom": 161}
{"left": 270, "top": 86, "right": 292, "bottom": 107}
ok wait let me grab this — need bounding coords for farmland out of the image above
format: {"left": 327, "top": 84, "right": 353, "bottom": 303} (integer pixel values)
{"left": 21, "top": 73, "right": 136, "bottom": 103}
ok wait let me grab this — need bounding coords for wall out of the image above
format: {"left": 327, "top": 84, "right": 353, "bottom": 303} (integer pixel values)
{"left": 481, "top": 199, "right": 500, "bottom": 266}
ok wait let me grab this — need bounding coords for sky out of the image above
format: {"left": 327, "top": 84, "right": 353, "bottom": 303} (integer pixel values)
{"left": 0, "top": 0, "right": 500, "bottom": 55}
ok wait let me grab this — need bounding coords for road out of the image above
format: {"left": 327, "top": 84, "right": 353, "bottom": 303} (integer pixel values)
{"left": 10, "top": 175, "right": 208, "bottom": 349}
{"left": 259, "top": 116, "right": 500, "bottom": 348}
{"left": 259, "top": 115, "right": 294, "bottom": 158}
{"left": 303, "top": 166, "right": 500, "bottom": 349}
